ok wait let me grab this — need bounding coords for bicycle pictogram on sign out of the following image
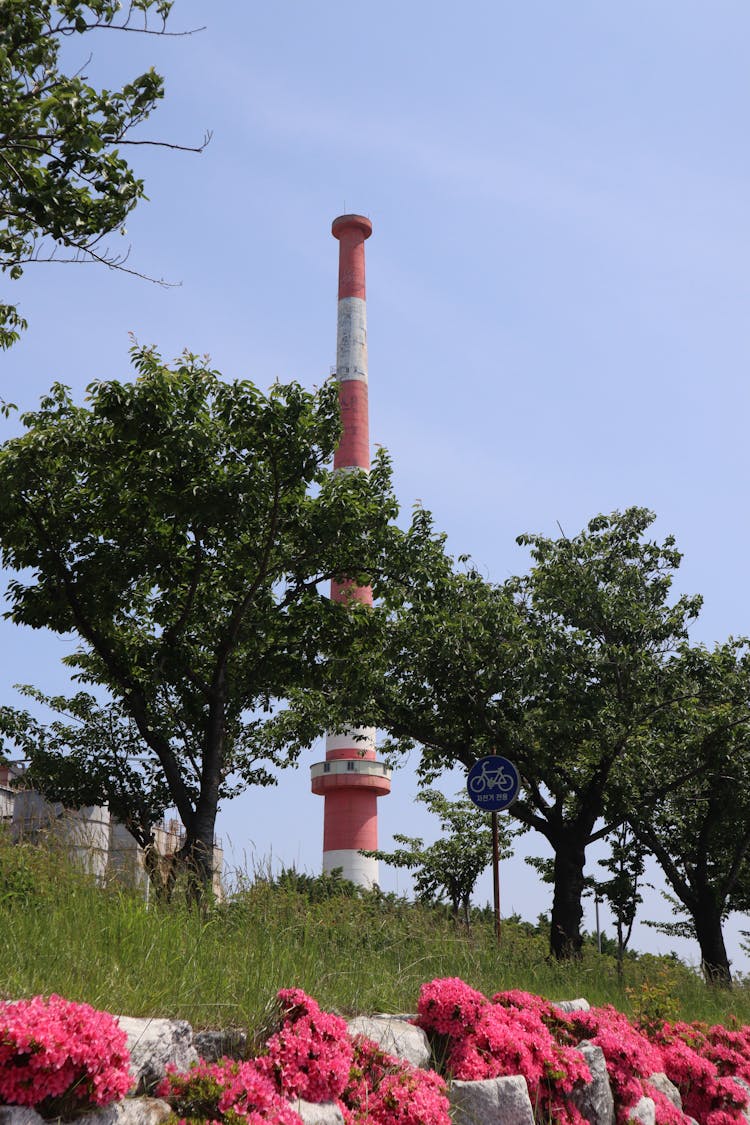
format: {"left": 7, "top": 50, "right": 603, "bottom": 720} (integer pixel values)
{"left": 466, "top": 756, "right": 520, "bottom": 811}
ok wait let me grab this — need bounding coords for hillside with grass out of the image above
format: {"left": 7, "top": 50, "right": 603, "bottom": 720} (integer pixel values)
{"left": 2, "top": 833, "right": 749, "bottom": 1032}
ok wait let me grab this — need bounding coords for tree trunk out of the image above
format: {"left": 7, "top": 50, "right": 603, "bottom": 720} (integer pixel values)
{"left": 142, "top": 843, "right": 176, "bottom": 903}
{"left": 693, "top": 892, "right": 732, "bottom": 987}
{"left": 616, "top": 918, "right": 625, "bottom": 982}
{"left": 180, "top": 803, "right": 219, "bottom": 904}
{"left": 549, "top": 834, "right": 588, "bottom": 960}
{"left": 184, "top": 838, "right": 215, "bottom": 902}
{"left": 180, "top": 727, "right": 224, "bottom": 904}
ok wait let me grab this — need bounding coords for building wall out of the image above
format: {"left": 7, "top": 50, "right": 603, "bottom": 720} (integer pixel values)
{"left": 0, "top": 773, "right": 223, "bottom": 899}
{"left": 0, "top": 786, "right": 14, "bottom": 824}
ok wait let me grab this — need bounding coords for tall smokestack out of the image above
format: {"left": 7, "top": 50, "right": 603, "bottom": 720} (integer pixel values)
{"left": 310, "top": 214, "right": 391, "bottom": 887}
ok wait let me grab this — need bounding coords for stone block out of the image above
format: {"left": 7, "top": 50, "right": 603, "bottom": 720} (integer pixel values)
{"left": 290, "top": 1100, "right": 345, "bottom": 1125}
{"left": 571, "top": 1042, "right": 614, "bottom": 1125}
{"left": 346, "top": 1015, "right": 432, "bottom": 1069}
{"left": 0, "top": 1099, "right": 171, "bottom": 1125}
{"left": 0, "top": 1109, "right": 46, "bottom": 1125}
{"left": 555, "top": 998, "right": 591, "bottom": 1013}
{"left": 449, "top": 1074, "right": 535, "bottom": 1125}
{"left": 80, "top": 1098, "right": 172, "bottom": 1125}
{"left": 630, "top": 1095, "right": 656, "bottom": 1125}
{"left": 117, "top": 1016, "right": 198, "bottom": 1094}
{"left": 732, "top": 1077, "right": 750, "bottom": 1123}
{"left": 648, "top": 1073, "right": 683, "bottom": 1110}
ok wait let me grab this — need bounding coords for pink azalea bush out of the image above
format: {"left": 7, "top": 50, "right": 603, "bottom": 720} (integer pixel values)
{"left": 567, "top": 1003, "right": 665, "bottom": 1120}
{"left": 160, "top": 990, "right": 450, "bottom": 1125}
{"left": 0, "top": 994, "right": 131, "bottom": 1116}
{"left": 156, "top": 1057, "right": 303, "bottom": 1125}
{"left": 417, "top": 978, "right": 750, "bottom": 1125}
{"left": 262, "top": 988, "right": 353, "bottom": 1103}
{"left": 340, "top": 1035, "right": 450, "bottom": 1125}
{"left": 9, "top": 982, "right": 750, "bottom": 1125}
{"left": 566, "top": 1003, "right": 750, "bottom": 1125}
{"left": 416, "top": 978, "right": 591, "bottom": 1125}
{"left": 683, "top": 1021, "right": 750, "bottom": 1085}
{"left": 648, "top": 1023, "right": 748, "bottom": 1125}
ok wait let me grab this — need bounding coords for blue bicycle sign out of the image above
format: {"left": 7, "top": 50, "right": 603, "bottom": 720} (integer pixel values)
{"left": 466, "top": 756, "right": 520, "bottom": 811}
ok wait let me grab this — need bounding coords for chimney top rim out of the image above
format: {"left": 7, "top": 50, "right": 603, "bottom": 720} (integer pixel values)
{"left": 332, "top": 214, "right": 372, "bottom": 240}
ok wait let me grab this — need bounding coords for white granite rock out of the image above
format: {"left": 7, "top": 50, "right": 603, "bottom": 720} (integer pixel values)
{"left": 0, "top": 1100, "right": 171, "bottom": 1125}
{"left": 555, "top": 998, "right": 591, "bottom": 1013}
{"left": 290, "top": 1100, "right": 345, "bottom": 1125}
{"left": 648, "top": 1072, "right": 683, "bottom": 1110}
{"left": 449, "top": 1074, "right": 535, "bottom": 1125}
{"left": 0, "top": 1109, "right": 46, "bottom": 1125}
{"left": 117, "top": 1016, "right": 198, "bottom": 1094}
{"left": 630, "top": 1095, "right": 656, "bottom": 1125}
{"left": 732, "top": 1077, "right": 750, "bottom": 1123}
{"left": 571, "top": 1042, "right": 615, "bottom": 1125}
{"left": 77, "top": 1098, "right": 172, "bottom": 1125}
{"left": 346, "top": 1015, "right": 432, "bottom": 1069}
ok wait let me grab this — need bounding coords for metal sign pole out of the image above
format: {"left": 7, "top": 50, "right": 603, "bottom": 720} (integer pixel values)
{"left": 492, "top": 810, "right": 501, "bottom": 944}
{"left": 466, "top": 754, "right": 520, "bottom": 949}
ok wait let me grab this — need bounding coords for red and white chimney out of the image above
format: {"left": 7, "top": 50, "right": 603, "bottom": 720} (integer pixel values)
{"left": 310, "top": 214, "right": 391, "bottom": 887}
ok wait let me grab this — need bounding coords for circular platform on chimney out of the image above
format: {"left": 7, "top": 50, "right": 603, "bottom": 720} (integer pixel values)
{"left": 310, "top": 757, "right": 391, "bottom": 797}
{"left": 332, "top": 214, "right": 372, "bottom": 240}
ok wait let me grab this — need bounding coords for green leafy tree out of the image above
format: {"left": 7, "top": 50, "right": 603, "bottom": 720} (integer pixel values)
{"left": 502, "top": 509, "right": 700, "bottom": 960}
{"left": 596, "top": 823, "right": 647, "bottom": 976}
{"left": 0, "top": 0, "right": 207, "bottom": 349}
{"left": 0, "top": 344, "right": 433, "bottom": 896}
{"left": 286, "top": 508, "right": 701, "bottom": 960}
{"left": 627, "top": 641, "right": 750, "bottom": 986}
{"left": 362, "top": 788, "right": 514, "bottom": 925}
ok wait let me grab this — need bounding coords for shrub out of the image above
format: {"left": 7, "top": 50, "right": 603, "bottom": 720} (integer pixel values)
{"left": 262, "top": 988, "right": 353, "bottom": 1103}
{"left": 567, "top": 1004, "right": 664, "bottom": 1120}
{"left": 159, "top": 990, "right": 451, "bottom": 1125}
{"left": 0, "top": 994, "right": 130, "bottom": 1116}
{"left": 648, "top": 1023, "right": 749, "bottom": 1125}
{"left": 567, "top": 1005, "right": 750, "bottom": 1125}
{"left": 157, "top": 1057, "right": 302, "bottom": 1125}
{"left": 416, "top": 978, "right": 590, "bottom": 1125}
{"left": 340, "top": 1035, "right": 451, "bottom": 1125}
{"left": 124, "top": 982, "right": 750, "bottom": 1125}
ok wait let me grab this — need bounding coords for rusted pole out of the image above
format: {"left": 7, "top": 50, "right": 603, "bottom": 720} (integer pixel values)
{"left": 492, "top": 811, "right": 501, "bottom": 943}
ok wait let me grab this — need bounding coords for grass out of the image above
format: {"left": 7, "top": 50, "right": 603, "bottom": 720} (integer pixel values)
{"left": 2, "top": 833, "right": 750, "bottom": 1032}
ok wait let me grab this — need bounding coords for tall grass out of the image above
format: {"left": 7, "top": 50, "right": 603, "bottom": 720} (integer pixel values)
{"left": 1, "top": 833, "right": 749, "bottom": 1031}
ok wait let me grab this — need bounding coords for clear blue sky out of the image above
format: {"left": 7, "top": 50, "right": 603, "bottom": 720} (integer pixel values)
{"left": 2, "top": 1, "right": 749, "bottom": 972}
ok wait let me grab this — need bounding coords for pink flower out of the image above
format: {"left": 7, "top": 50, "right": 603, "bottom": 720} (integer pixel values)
{"left": 649, "top": 1023, "right": 749, "bottom": 1125}
{"left": 0, "top": 995, "right": 130, "bottom": 1114}
{"left": 264, "top": 990, "right": 353, "bottom": 1102}
{"left": 341, "top": 1036, "right": 450, "bottom": 1125}
{"left": 416, "top": 978, "right": 589, "bottom": 1125}
{"left": 416, "top": 977, "right": 487, "bottom": 1038}
{"left": 149, "top": 981, "right": 750, "bottom": 1125}
{"left": 157, "top": 1057, "right": 302, "bottom": 1125}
